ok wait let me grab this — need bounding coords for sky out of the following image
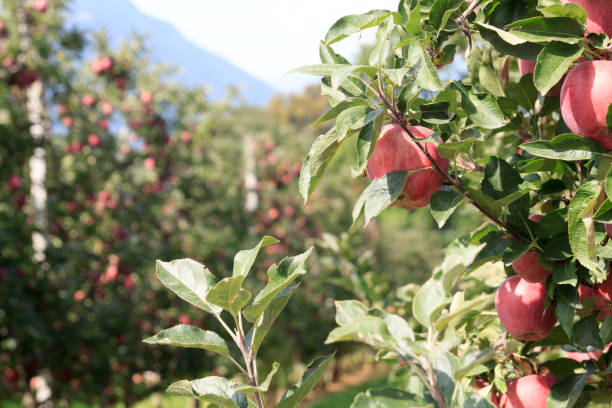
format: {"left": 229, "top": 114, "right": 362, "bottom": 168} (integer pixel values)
{"left": 129, "top": 0, "right": 399, "bottom": 93}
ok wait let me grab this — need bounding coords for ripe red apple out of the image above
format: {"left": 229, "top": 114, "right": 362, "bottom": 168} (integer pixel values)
{"left": 14, "top": 69, "right": 38, "bottom": 88}
{"left": 140, "top": 91, "right": 153, "bottom": 104}
{"left": 560, "top": 60, "right": 612, "bottom": 150}
{"left": 88, "top": 134, "right": 101, "bottom": 147}
{"left": 61, "top": 116, "right": 73, "bottom": 128}
{"left": 561, "top": 0, "right": 612, "bottom": 37}
{"left": 499, "top": 374, "right": 558, "bottom": 408}
{"left": 268, "top": 208, "right": 280, "bottom": 220}
{"left": 33, "top": 0, "right": 48, "bottom": 13}
{"left": 180, "top": 131, "right": 192, "bottom": 143}
{"left": 593, "top": 274, "right": 612, "bottom": 318}
{"left": 495, "top": 275, "right": 556, "bottom": 340}
{"left": 101, "top": 102, "right": 114, "bottom": 116}
{"left": 518, "top": 59, "right": 563, "bottom": 96}
{"left": 81, "top": 94, "right": 96, "bottom": 107}
{"left": 99, "top": 119, "right": 108, "bottom": 130}
{"left": 92, "top": 57, "right": 114, "bottom": 75}
{"left": 6, "top": 174, "right": 21, "bottom": 191}
{"left": 512, "top": 215, "right": 552, "bottom": 283}
{"left": 144, "top": 157, "right": 156, "bottom": 170}
{"left": 366, "top": 124, "right": 449, "bottom": 210}
{"left": 605, "top": 224, "right": 612, "bottom": 239}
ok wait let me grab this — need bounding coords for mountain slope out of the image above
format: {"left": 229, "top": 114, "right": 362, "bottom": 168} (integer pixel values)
{"left": 69, "top": 0, "right": 276, "bottom": 105}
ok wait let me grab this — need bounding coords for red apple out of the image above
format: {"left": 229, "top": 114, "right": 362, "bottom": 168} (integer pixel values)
{"left": 101, "top": 102, "right": 114, "bottom": 116}
{"left": 499, "top": 374, "right": 558, "bottom": 408}
{"left": 81, "top": 94, "right": 96, "bottom": 107}
{"left": 366, "top": 124, "right": 449, "bottom": 210}
{"left": 144, "top": 157, "right": 156, "bottom": 170}
{"left": 560, "top": 60, "right": 612, "bottom": 150}
{"left": 88, "top": 134, "right": 101, "bottom": 147}
{"left": 578, "top": 284, "right": 594, "bottom": 300}
{"left": 268, "top": 208, "right": 280, "bottom": 220}
{"left": 14, "top": 69, "right": 38, "bottom": 88}
{"left": 61, "top": 116, "right": 73, "bottom": 128}
{"left": 495, "top": 275, "right": 556, "bottom": 340}
{"left": 92, "top": 57, "right": 114, "bottom": 75}
{"left": 6, "top": 174, "right": 21, "bottom": 191}
{"left": 140, "top": 91, "right": 153, "bottom": 104}
{"left": 561, "top": 0, "right": 612, "bottom": 37}
{"left": 606, "top": 224, "right": 612, "bottom": 239}
{"left": 180, "top": 131, "right": 192, "bottom": 143}
{"left": 33, "top": 0, "right": 48, "bottom": 13}
{"left": 593, "top": 274, "right": 612, "bottom": 318}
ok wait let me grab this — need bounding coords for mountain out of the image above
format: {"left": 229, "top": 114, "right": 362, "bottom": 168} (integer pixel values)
{"left": 69, "top": 0, "right": 277, "bottom": 105}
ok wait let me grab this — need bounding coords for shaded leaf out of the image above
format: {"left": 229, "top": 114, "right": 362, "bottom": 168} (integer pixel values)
{"left": 143, "top": 324, "right": 229, "bottom": 357}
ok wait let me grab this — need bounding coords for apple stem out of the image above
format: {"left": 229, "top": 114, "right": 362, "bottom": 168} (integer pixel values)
{"left": 373, "top": 84, "right": 528, "bottom": 242}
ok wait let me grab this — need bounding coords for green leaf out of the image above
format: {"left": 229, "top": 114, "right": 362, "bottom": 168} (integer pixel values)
{"left": 572, "top": 315, "right": 603, "bottom": 350}
{"left": 156, "top": 259, "right": 221, "bottom": 315}
{"left": 315, "top": 99, "right": 369, "bottom": 125}
{"left": 507, "top": 17, "right": 585, "bottom": 44}
{"left": 521, "top": 134, "right": 606, "bottom": 161}
{"left": 385, "top": 313, "right": 415, "bottom": 350}
{"left": 143, "top": 324, "right": 229, "bottom": 357}
{"left": 352, "top": 171, "right": 410, "bottom": 226}
{"left": 476, "top": 23, "right": 544, "bottom": 60}
{"left": 325, "top": 315, "right": 394, "bottom": 348}
{"left": 166, "top": 377, "right": 248, "bottom": 408}
{"left": 455, "top": 385, "right": 497, "bottom": 408}
{"left": 407, "top": 41, "right": 443, "bottom": 91}
{"left": 244, "top": 248, "right": 313, "bottom": 323}
{"left": 552, "top": 262, "right": 578, "bottom": 286}
{"left": 505, "top": 74, "right": 538, "bottom": 110}
{"left": 234, "top": 362, "right": 279, "bottom": 393}
{"left": 324, "top": 10, "right": 393, "bottom": 45}
{"left": 539, "top": 4, "right": 587, "bottom": 25}
{"left": 451, "top": 82, "right": 505, "bottom": 129}
{"left": 246, "top": 284, "right": 298, "bottom": 357}
{"left": 351, "top": 388, "right": 431, "bottom": 407}
{"left": 547, "top": 372, "right": 591, "bottom": 408}
{"left": 554, "top": 287, "right": 576, "bottom": 338}
{"left": 568, "top": 181, "right": 606, "bottom": 276}
{"left": 336, "top": 106, "right": 384, "bottom": 140}
{"left": 430, "top": 189, "right": 466, "bottom": 228}
{"left": 276, "top": 353, "right": 335, "bottom": 408}
{"left": 429, "top": 0, "right": 463, "bottom": 33}
{"left": 481, "top": 157, "right": 523, "bottom": 200}
{"left": 299, "top": 130, "right": 342, "bottom": 202}
{"left": 420, "top": 102, "right": 455, "bottom": 125}
{"left": 600, "top": 315, "right": 612, "bottom": 344}
{"left": 233, "top": 236, "right": 280, "bottom": 278}
{"left": 334, "top": 300, "right": 370, "bottom": 326}
{"left": 289, "top": 64, "right": 353, "bottom": 76}
{"left": 534, "top": 42, "right": 583, "bottom": 95}
{"left": 206, "top": 278, "right": 252, "bottom": 316}
{"left": 356, "top": 115, "right": 384, "bottom": 174}
{"left": 608, "top": 103, "right": 612, "bottom": 133}
{"left": 412, "top": 279, "right": 449, "bottom": 326}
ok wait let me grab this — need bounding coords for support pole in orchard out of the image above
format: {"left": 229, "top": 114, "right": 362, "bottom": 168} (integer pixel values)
{"left": 244, "top": 133, "right": 259, "bottom": 212}
{"left": 27, "top": 80, "right": 48, "bottom": 264}
{"left": 17, "top": 4, "right": 52, "bottom": 407}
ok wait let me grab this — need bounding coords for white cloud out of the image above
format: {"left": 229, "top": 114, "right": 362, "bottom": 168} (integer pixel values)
{"left": 129, "top": 0, "right": 398, "bottom": 92}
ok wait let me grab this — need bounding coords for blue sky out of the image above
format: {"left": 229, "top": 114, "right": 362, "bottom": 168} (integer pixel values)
{"left": 129, "top": 0, "right": 399, "bottom": 92}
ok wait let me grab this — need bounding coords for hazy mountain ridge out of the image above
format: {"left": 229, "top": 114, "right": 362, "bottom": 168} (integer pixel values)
{"left": 70, "top": 0, "right": 276, "bottom": 105}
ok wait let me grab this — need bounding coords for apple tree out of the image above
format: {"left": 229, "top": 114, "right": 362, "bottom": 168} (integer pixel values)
{"left": 290, "top": 0, "right": 612, "bottom": 406}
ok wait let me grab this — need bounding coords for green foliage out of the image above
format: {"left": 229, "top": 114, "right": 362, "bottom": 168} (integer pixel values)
{"left": 147, "top": 241, "right": 331, "bottom": 408}
{"left": 296, "top": 0, "right": 612, "bottom": 406}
